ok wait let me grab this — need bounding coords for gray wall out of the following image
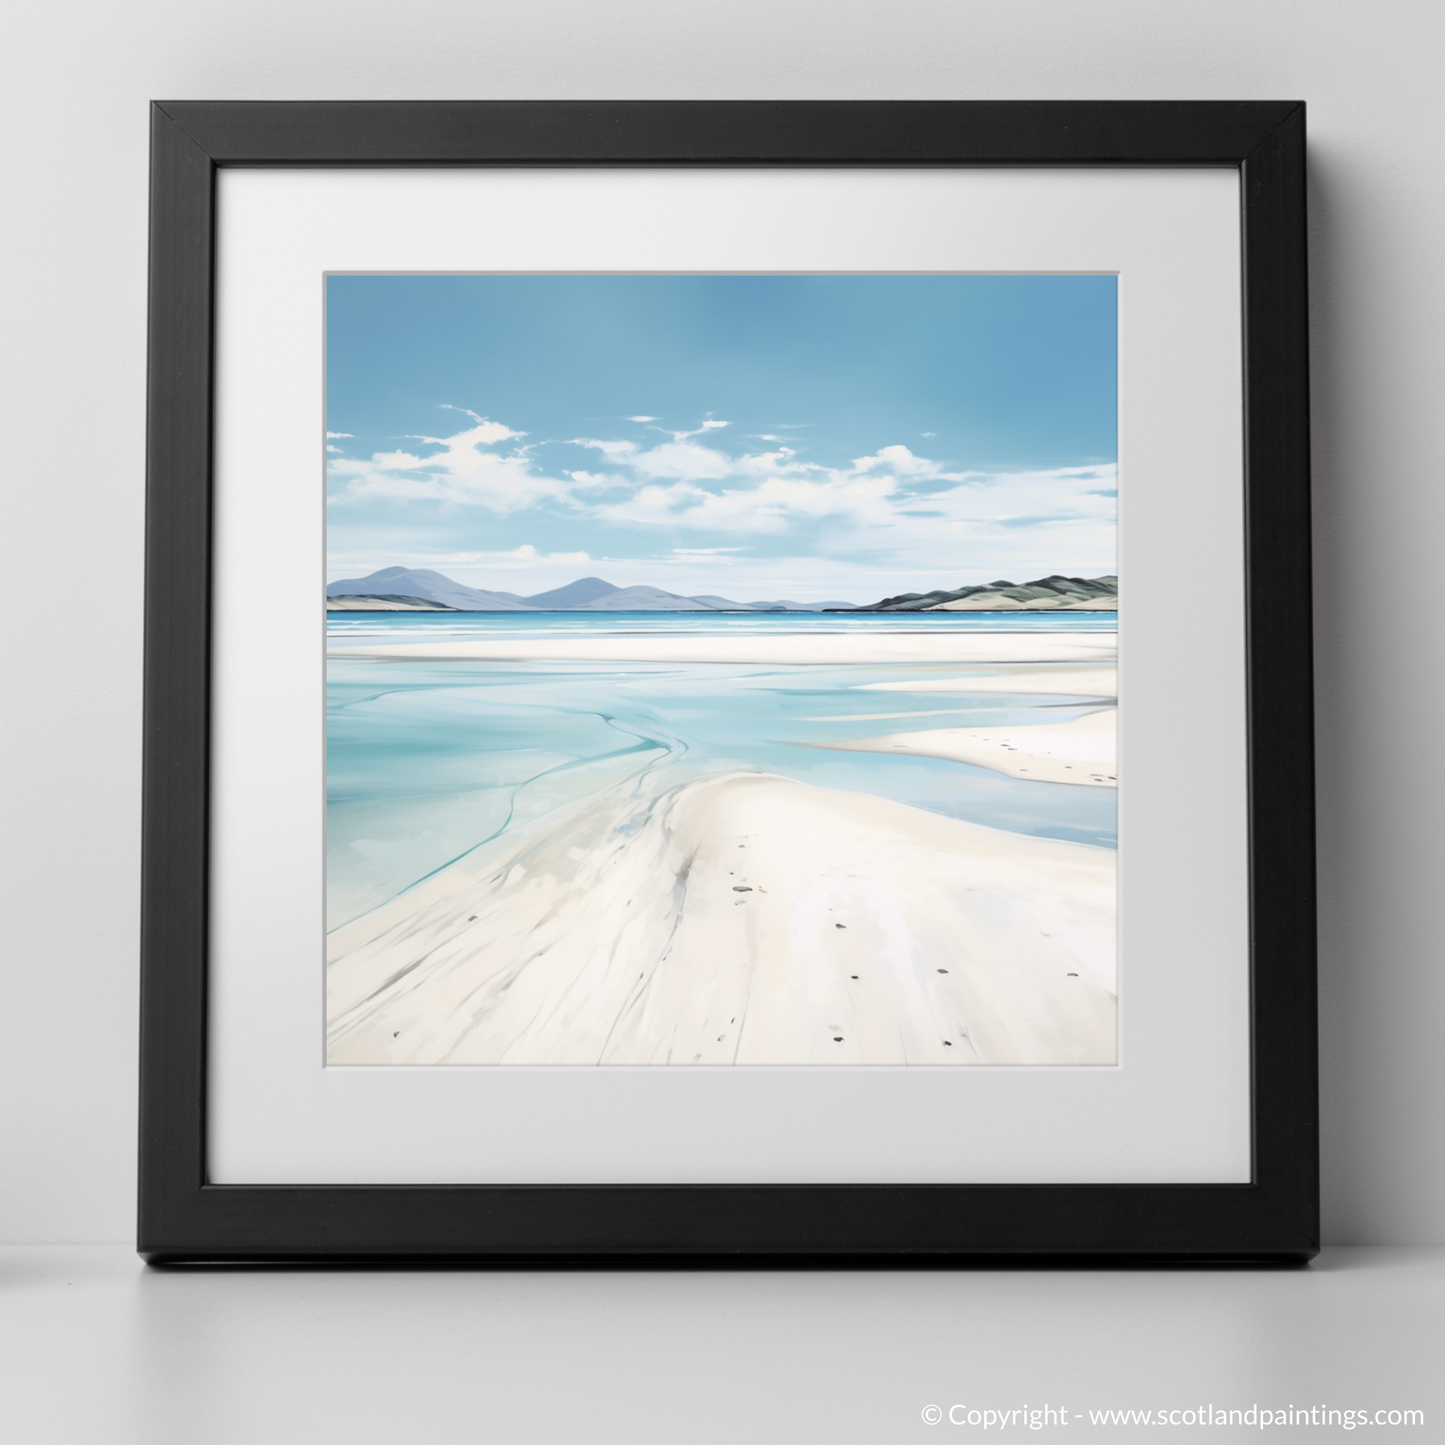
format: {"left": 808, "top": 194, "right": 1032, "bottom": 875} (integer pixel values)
{"left": 2, "top": 0, "right": 1439, "bottom": 1244}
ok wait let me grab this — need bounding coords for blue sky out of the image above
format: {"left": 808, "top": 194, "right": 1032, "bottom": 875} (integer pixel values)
{"left": 326, "top": 274, "right": 1116, "bottom": 602}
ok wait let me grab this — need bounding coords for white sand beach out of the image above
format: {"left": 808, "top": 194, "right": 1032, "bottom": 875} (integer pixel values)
{"left": 811, "top": 709, "right": 1117, "bottom": 787}
{"left": 327, "top": 772, "right": 1116, "bottom": 1068}
{"left": 328, "top": 631, "right": 1117, "bottom": 667}
{"left": 859, "top": 666, "right": 1116, "bottom": 698}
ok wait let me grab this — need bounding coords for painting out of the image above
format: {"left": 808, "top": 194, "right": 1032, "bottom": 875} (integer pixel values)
{"left": 323, "top": 273, "right": 1117, "bottom": 1066}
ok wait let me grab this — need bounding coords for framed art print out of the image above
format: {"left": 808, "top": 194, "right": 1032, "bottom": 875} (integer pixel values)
{"left": 140, "top": 102, "right": 1317, "bottom": 1261}
{"left": 321, "top": 269, "right": 1122, "bottom": 1070}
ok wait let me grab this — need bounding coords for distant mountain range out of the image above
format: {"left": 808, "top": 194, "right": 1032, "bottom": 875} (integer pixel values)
{"left": 327, "top": 568, "right": 531, "bottom": 611}
{"left": 830, "top": 574, "right": 1117, "bottom": 612}
{"left": 325, "top": 567, "right": 859, "bottom": 612}
{"left": 325, "top": 566, "right": 1117, "bottom": 613}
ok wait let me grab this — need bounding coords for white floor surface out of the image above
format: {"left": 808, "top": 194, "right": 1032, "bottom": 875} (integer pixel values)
{"left": 0, "top": 1246, "right": 1440, "bottom": 1443}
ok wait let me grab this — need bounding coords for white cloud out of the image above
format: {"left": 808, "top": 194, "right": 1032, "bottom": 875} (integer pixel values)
{"left": 490, "top": 544, "right": 592, "bottom": 567}
{"left": 856, "top": 444, "right": 963, "bottom": 480}
{"left": 626, "top": 415, "right": 657, "bottom": 423}
{"left": 327, "top": 405, "right": 1116, "bottom": 588}
{"left": 573, "top": 436, "right": 736, "bottom": 482}
{"left": 566, "top": 469, "right": 629, "bottom": 490}
{"left": 436, "top": 404, "right": 521, "bottom": 436}
{"left": 570, "top": 438, "right": 977, "bottom": 534}
{"left": 392, "top": 545, "right": 592, "bottom": 574}
{"left": 664, "top": 416, "right": 730, "bottom": 441}
{"left": 869, "top": 463, "right": 1118, "bottom": 572}
{"left": 328, "top": 415, "right": 566, "bottom": 513}
{"left": 571, "top": 437, "right": 639, "bottom": 463}
{"left": 409, "top": 418, "right": 523, "bottom": 448}
{"left": 591, "top": 469, "right": 901, "bottom": 534}
{"left": 326, "top": 431, "right": 353, "bottom": 438}
{"left": 580, "top": 455, "right": 1117, "bottom": 581}
{"left": 633, "top": 441, "right": 738, "bottom": 481}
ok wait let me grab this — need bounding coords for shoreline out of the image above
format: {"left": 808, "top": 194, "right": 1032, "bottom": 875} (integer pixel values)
{"left": 859, "top": 665, "right": 1116, "bottom": 698}
{"left": 326, "top": 605, "right": 1120, "bottom": 616}
{"left": 328, "top": 631, "right": 1118, "bottom": 667}
{"left": 807, "top": 708, "right": 1117, "bottom": 787}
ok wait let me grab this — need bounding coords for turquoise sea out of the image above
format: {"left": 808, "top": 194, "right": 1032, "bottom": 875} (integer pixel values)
{"left": 326, "top": 611, "right": 1119, "bottom": 929}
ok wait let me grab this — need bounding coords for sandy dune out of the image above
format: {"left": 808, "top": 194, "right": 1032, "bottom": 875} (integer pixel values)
{"left": 812, "top": 709, "right": 1117, "bottom": 787}
{"left": 858, "top": 666, "right": 1116, "bottom": 698}
{"left": 327, "top": 772, "right": 1116, "bottom": 1067}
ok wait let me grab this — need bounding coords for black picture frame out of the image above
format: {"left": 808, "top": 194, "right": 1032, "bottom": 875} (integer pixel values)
{"left": 140, "top": 100, "right": 1316, "bottom": 1264}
